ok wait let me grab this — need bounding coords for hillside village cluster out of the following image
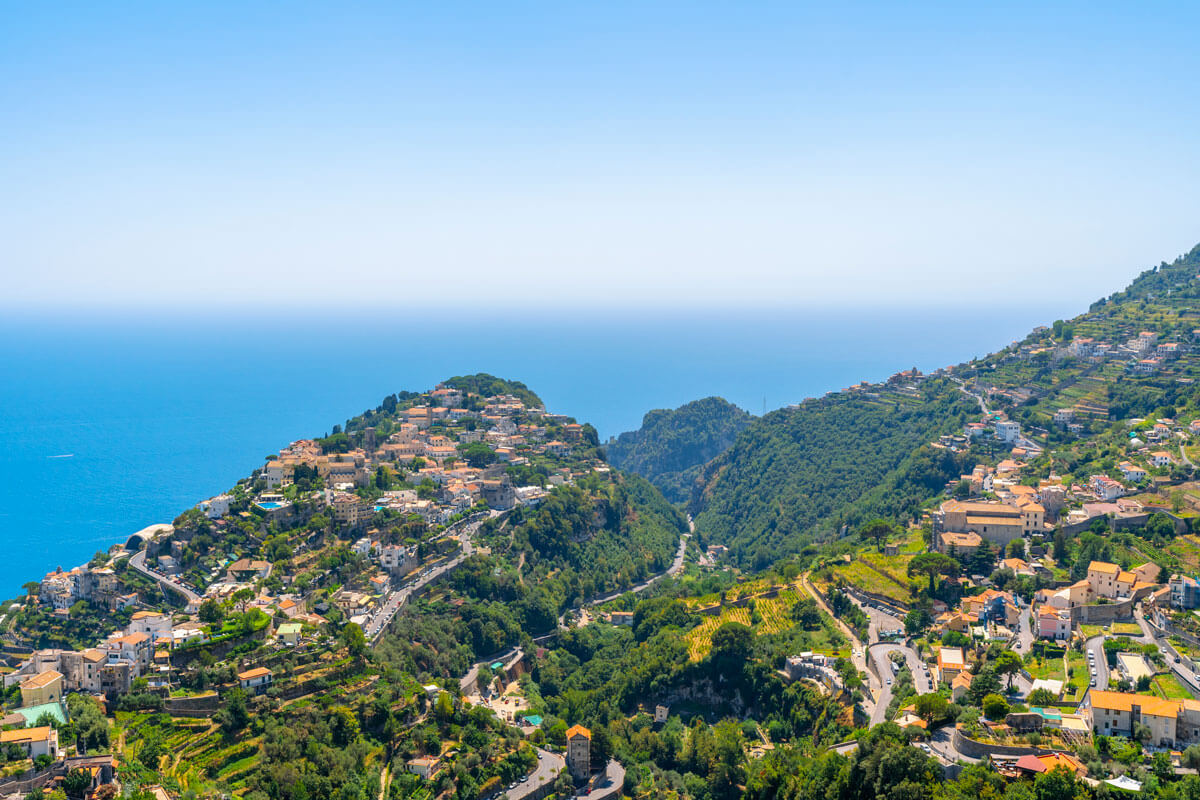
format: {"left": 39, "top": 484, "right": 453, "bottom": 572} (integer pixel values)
{"left": 10, "top": 305, "right": 1200, "bottom": 796}
{"left": 0, "top": 385, "right": 628, "bottom": 798}
{"left": 801, "top": 354, "right": 1200, "bottom": 791}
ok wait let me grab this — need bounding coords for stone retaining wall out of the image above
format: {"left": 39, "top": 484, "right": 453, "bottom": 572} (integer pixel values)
{"left": 952, "top": 726, "right": 1056, "bottom": 759}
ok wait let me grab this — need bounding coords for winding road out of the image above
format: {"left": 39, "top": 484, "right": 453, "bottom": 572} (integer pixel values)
{"left": 366, "top": 513, "right": 489, "bottom": 644}
{"left": 129, "top": 548, "right": 201, "bottom": 606}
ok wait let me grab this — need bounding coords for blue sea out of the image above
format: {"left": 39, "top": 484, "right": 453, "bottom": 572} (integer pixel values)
{"left": 0, "top": 306, "right": 1070, "bottom": 596}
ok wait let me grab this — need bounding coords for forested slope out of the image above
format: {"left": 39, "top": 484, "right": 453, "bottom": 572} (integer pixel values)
{"left": 605, "top": 397, "right": 753, "bottom": 503}
{"left": 691, "top": 380, "right": 976, "bottom": 568}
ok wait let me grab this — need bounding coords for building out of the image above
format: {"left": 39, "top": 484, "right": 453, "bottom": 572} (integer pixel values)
{"left": 1087, "top": 561, "right": 1136, "bottom": 600}
{"left": 277, "top": 623, "right": 302, "bottom": 645}
{"left": 1172, "top": 575, "right": 1200, "bottom": 610}
{"left": 1084, "top": 690, "right": 1193, "bottom": 747}
{"left": 654, "top": 705, "right": 669, "bottom": 723}
{"left": 935, "top": 530, "right": 983, "bottom": 556}
{"left": 128, "top": 611, "right": 173, "bottom": 641}
{"left": 238, "top": 667, "right": 273, "bottom": 695}
{"left": 1036, "top": 605, "right": 1071, "bottom": 640}
{"left": 1090, "top": 475, "right": 1126, "bottom": 501}
{"left": 19, "top": 671, "right": 62, "bottom": 707}
{"left": 0, "top": 727, "right": 59, "bottom": 760}
{"left": 935, "top": 647, "right": 968, "bottom": 685}
{"left": 996, "top": 421, "right": 1021, "bottom": 443}
{"left": 227, "top": 559, "right": 272, "bottom": 582}
{"left": 935, "top": 500, "right": 1024, "bottom": 547}
{"left": 1118, "top": 462, "right": 1148, "bottom": 482}
{"left": 407, "top": 756, "right": 440, "bottom": 780}
{"left": 566, "top": 724, "right": 591, "bottom": 780}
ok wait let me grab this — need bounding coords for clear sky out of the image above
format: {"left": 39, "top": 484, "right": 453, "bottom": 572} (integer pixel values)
{"left": 3, "top": 2, "right": 1199, "bottom": 311}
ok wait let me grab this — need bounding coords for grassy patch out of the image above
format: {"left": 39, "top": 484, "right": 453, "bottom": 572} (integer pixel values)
{"left": 1153, "top": 674, "right": 1194, "bottom": 700}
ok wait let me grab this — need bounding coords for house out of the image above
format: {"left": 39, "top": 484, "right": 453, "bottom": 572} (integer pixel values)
{"left": 1088, "top": 561, "right": 1136, "bottom": 599}
{"left": 276, "top": 598, "right": 301, "bottom": 618}
{"left": 406, "top": 756, "right": 440, "bottom": 779}
{"left": 935, "top": 647, "right": 968, "bottom": 684}
{"left": 654, "top": 705, "right": 669, "bottom": 723}
{"left": 566, "top": 724, "right": 592, "bottom": 779}
{"left": 609, "top": 611, "right": 634, "bottom": 626}
{"left": 1035, "top": 605, "right": 1071, "bottom": 640}
{"left": 1001, "top": 557, "right": 1035, "bottom": 576}
{"left": 238, "top": 667, "right": 273, "bottom": 695}
{"left": 129, "top": 611, "right": 173, "bottom": 641}
{"left": 935, "top": 530, "right": 983, "bottom": 556}
{"left": 1118, "top": 462, "right": 1148, "bottom": 482}
{"left": 1131, "top": 562, "right": 1162, "bottom": 584}
{"left": 277, "top": 623, "right": 302, "bottom": 645}
{"left": 0, "top": 727, "right": 59, "bottom": 760}
{"left": 1090, "top": 475, "right": 1126, "bottom": 501}
{"left": 227, "top": 559, "right": 272, "bottom": 581}
{"left": 19, "top": 671, "right": 62, "bottom": 707}
{"left": 1084, "top": 690, "right": 1185, "bottom": 747}
{"left": 951, "top": 672, "right": 973, "bottom": 701}
{"left": 1151, "top": 451, "right": 1174, "bottom": 468}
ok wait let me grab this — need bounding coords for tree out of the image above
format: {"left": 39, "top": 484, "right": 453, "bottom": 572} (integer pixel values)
{"left": 1027, "top": 688, "right": 1057, "bottom": 706}
{"left": 198, "top": 597, "right": 223, "bottom": 624}
{"left": 790, "top": 597, "right": 821, "bottom": 629}
{"left": 860, "top": 519, "right": 894, "bottom": 550}
{"left": 994, "top": 650, "right": 1023, "bottom": 690}
{"left": 1159, "top": 565, "right": 1172, "bottom": 584}
{"left": 710, "top": 622, "right": 754, "bottom": 668}
{"left": 982, "top": 693, "right": 1009, "bottom": 721}
{"left": 904, "top": 608, "right": 931, "bottom": 636}
{"left": 1033, "top": 765, "right": 1082, "bottom": 800}
{"left": 1052, "top": 530, "right": 1068, "bottom": 562}
{"left": 61, "top": 768, "right": 92, "bottom": 798}
{"left": 217, "top": 688, "right": 250, "bottom": 733}
{"left": 232, "top": 587, "right": 253, "bottom": 613}
{"left": 914, "top": 693, "right": 948, "bottom": 726}
{"left": 1006, "top": 539, "right": 1025, "bottom": 559}
{"left": 342, "top": 622, "right": 367, "bottom": 658}
{"left": 908, "top": 553, "right": 960, "bottom": 595}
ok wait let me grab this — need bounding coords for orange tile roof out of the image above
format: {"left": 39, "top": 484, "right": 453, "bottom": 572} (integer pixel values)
{"left": 565, "top": 724, "right": 591, "bottom": 740}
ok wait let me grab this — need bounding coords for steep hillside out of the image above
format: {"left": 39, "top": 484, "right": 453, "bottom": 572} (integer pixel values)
{"left": 605, "top": 397, "right": 753, "bottom": 503}
{"left": 690, "top": 242, "right": 1200, "bottom": 568}
{"left": 691, "top": 379, "right": 976, "bottom": 568}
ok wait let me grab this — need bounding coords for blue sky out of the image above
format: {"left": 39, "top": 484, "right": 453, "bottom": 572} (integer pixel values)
{"left": 3, "top": 2, "right": 1200, "bottom": 310}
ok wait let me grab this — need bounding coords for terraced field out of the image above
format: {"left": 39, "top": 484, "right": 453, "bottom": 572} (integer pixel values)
{"left": 684, "top": 587, "right": 844, "bottom": 660}
{"left": 821, "top": 560, "right": 913, "bottom": 604}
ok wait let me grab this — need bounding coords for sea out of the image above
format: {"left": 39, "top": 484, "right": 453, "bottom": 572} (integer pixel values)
{"left": 0, "top": 305, "right": 1073, "bottom": 596}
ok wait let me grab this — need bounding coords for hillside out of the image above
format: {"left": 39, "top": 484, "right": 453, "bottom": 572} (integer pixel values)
{"left": 691, "top": 379, "right": 977, "bottom": 566}
{"left": 691, "top": 242, "right": 1200, "bottom": 567}
{"left": 605, "top": 396, "right": 754, "bottom": 503}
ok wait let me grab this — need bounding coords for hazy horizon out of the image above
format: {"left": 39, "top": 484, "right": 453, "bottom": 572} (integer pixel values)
{"left": 4, "top": 4, "right": 1200, "bottom": 311}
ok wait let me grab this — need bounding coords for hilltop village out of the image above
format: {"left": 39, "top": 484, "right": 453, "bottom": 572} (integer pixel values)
{"left": 14, "top": 251, "right": 1200, "bottom": 800}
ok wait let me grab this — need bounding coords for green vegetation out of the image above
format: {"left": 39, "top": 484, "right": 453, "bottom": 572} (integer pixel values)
{"left": 692, "top": 384, "right": 976, "bottom": 567}
{"left": 606, "top": 396, "right": 754, "bottom": 503}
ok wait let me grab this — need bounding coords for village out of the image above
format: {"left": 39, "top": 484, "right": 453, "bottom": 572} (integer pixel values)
{"left": 0, "top": 383, "right": 636, "bottom": 799}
